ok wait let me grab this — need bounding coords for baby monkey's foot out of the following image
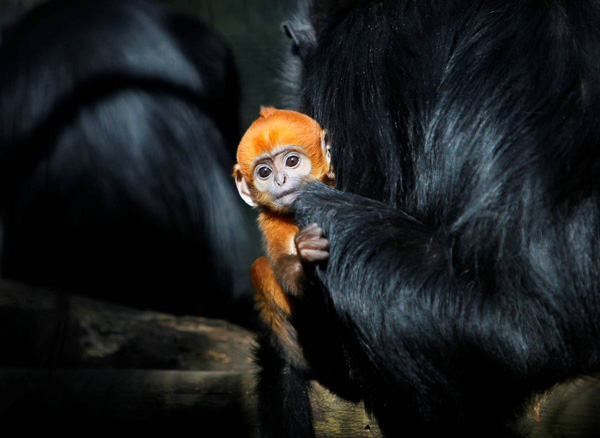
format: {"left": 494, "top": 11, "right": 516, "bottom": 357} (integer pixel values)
{"left": 296, "top": 222, "right": 329, "bottom": 262}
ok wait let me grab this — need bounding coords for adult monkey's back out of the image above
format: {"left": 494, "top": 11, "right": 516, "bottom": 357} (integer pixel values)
{"left": 256, "top": 1, "right": 600, "bottom": 437}
{"left": 0, "top": 0, "right": 253, "bottom": 323}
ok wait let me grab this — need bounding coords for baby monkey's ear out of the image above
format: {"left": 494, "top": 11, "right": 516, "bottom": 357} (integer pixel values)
{"left": 234, "top": 164, "right": 257, "bottom": 207}
{"left": 321, "top": 130, "right": 335, "bottom": 180}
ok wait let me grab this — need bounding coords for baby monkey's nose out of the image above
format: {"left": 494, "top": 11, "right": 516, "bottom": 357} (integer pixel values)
{"left": 275, "top": 173, "right": 287, "bottom": 186}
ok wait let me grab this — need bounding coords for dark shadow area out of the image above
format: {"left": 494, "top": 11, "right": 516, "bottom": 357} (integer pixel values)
{"left": 0, "top": 0, "right": 260, "bottom": 328}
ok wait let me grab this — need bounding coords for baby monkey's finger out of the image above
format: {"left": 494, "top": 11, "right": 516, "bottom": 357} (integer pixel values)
{"left": 297, "top": 237, "right": 329, "bottom": 251}
{"left": 299, "top": 222, "right": 324, "bottom": 237}
{"left": 299, "top": 248, "right": 329, "bottom": 262}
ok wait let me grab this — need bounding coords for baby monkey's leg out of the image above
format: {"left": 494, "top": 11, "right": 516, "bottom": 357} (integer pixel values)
{"left": 251, "top": 256, "right": 306, "bottom": 369}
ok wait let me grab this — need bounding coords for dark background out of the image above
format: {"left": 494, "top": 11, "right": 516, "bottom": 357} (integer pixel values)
{"left": 0, "top": 0, "right": 300, "bottom": 325}
{"left": 3, "top": 0, "right": 298, "bottom": 132}
{"left": 155, "top": 0, "right": 298, "bottom": 131}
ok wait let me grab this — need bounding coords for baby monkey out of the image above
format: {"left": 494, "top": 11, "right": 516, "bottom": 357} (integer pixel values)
{"left": 233, "top": 106, "right": 334, "bottom": 367}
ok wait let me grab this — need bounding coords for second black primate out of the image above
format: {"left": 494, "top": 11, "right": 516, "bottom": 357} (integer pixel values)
{"left": 0, "top": 0, "right": 255, "bottom": 323}
{"left": 256, "top": 0, "right": 600, "bottom": 437}
{"left": 0, "top": 0, "right": 255, "bottom": 322}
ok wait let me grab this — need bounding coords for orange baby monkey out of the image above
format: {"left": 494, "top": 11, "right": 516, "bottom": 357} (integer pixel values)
{"left": 233, "top": 106, "right": 334, "bottom": 367}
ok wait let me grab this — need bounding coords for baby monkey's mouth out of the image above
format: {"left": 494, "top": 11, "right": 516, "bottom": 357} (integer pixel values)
{"left": 275, "top": 189, "right": 301, "bottom": 207}
{"left": 275, "top": 188, "right": 297, "bottom": 199}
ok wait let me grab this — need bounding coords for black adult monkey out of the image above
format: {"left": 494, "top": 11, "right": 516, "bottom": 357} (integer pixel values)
{"left": 0, "top": 0, "right": 255, "bottom": 323}
{"left": 256, "top": 0, "right": 600, "bottom": 437}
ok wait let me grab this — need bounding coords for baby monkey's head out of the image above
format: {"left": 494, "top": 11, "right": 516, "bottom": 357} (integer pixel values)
{"left": 233, "top": 107, "right": 333, "bottom": 213}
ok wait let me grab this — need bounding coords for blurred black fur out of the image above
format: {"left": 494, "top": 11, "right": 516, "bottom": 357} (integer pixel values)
{"left": 256, "top": 0, "right": 600, "bottom": 436}
{"left": 0, "top": 0, "right": 256, "bottom": 324}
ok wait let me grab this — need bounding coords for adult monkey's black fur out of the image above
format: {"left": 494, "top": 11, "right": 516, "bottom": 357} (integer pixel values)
{"left": 0, "top": 0, "right": 253, "bottom": 322}
{"left": 256, "top": 0, "right": 600, "bottom": 437}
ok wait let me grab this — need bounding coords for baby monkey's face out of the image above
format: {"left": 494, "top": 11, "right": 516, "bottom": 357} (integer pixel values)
{"left": 252, "top": 145, "right": 312, "bottom": 208}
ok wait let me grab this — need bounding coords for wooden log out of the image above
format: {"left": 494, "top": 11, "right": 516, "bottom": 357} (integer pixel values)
{"left": 0, "top": 280, "right": 381, "bottom": 436}
{"left": 0, "top": 279, "right": 256, "bottom": 371}
{"left": 518, "top": 377, "right": 600, "bottom": 438}
{"left": 0, "top": 369, "right": 257, "bottom": 433}
{"left": 0, "top": 368, "right": 381, "bottom": 437}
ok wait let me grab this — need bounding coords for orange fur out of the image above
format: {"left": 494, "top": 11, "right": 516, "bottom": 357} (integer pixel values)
{"left": 236, "top": 107, "right": 332, "bottom": 186}
{"left": 234, "top": 107, "right": 334, "bottom": 358}
{"left": 258, "top": 211, "right": 299, "bottom": 259}
{"left": 251, "top": 256, "right": 306, "bottom": 368}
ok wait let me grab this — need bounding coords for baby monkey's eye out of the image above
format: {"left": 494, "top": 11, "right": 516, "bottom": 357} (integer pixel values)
{"left": 286, "top": 155, "right": 300, "bottom": 168}
{"left": 257, "top": 166, "right": 272, "bottom": 179}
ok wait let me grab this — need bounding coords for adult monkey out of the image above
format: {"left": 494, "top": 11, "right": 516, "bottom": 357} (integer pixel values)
{"left": 256, "top": 0, "right": 600, "bottom": 437}
{"left": 0, "top": 0, "right": 253, "bottom": 324}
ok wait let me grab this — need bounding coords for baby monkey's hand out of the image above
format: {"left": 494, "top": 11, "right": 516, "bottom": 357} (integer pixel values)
{"left": 295, "top": 222, "right": 329, "bottom": 262}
